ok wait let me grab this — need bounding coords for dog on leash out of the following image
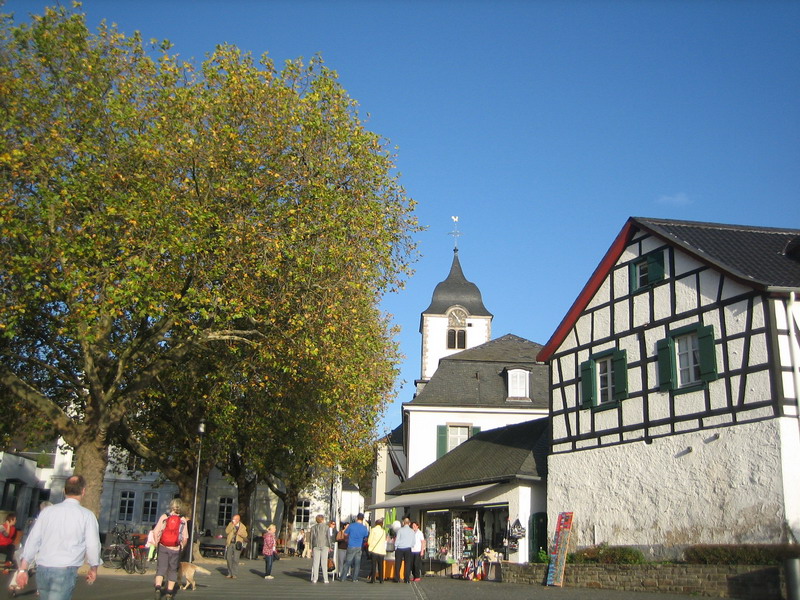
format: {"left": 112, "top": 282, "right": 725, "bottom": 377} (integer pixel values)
{"left": 177, "top": 562, "right": 212, "bottom": 590}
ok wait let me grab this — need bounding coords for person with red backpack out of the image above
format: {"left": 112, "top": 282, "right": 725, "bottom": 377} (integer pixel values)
{"left": 0, "top": 513, "right": 18, "bottom": 569}
{"left": 152, "top": 499, "right": 188, "bottom": 600}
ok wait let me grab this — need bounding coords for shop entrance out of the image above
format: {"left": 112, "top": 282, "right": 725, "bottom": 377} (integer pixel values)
{"left": 421, "top": 504, "right": 509, "bottom": 566}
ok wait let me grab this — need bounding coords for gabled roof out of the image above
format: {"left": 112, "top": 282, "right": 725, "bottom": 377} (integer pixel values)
{"left": 537, "top": 217, "right": 800, "bottom": 362}
{"left": 407, "top": 334, "right": 548, "bottom": 408}
{"left": 388, "top": 418, "right": 550, "bottom": 495}
{"left": 420, "top": 249, "right": 492, "bottom": 323}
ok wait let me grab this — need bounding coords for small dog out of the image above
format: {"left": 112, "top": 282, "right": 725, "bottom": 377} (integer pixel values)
{"left": 177, "top": 562, "right": 212, "bottom": 590}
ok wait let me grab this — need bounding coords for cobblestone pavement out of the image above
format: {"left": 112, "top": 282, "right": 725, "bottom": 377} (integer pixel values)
{"left": 10, "top": 556, "right": 706, "bottom": 600}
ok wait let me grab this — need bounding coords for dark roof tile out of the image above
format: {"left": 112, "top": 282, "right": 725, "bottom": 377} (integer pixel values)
{"left": 389, "top": 418, "right": 550, "bottom": 495}
{"left": 636, "top": 217, "right": 800, "bottom": 289}
{"left": 409, "top": 334, "right": 548, "bottom": 408}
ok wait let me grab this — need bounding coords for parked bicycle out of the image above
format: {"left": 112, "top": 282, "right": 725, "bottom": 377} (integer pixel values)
{"left": 101, "top": 525, "right": 147, "bottom": 574}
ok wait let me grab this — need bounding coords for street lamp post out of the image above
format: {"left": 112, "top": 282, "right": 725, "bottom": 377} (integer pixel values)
{"left": 189, "top": 419, "right": 205, "bottom": 563}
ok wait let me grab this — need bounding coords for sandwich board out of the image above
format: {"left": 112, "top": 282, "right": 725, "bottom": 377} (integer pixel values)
{"left": 546, "top": 512, "right": 574, "bottom": 587}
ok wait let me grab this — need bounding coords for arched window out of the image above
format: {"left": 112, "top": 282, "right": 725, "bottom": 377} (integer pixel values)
{"left": 447, "top": 329, "right": 466, "bottom": 349}
{"left": 447, "top": 308, "right": 467, "bottom": 349}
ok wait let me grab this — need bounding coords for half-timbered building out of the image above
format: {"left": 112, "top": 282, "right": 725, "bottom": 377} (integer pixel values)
{"left": 537, "top": 217, "right": 800, "bottom": 558}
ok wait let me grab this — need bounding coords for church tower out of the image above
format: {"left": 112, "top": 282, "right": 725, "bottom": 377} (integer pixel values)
{"left": 417, "top": 248, "right": 492, "bottom": 392}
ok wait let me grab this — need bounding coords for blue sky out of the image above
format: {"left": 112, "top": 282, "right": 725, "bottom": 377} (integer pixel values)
{"left": 6, "top": 0, "right": 800, "bottom": 433}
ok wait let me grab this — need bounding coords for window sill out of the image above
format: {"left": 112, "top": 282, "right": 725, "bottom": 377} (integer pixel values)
{"left": 672, "top": 383, "right": 706, "bottom": 396}
{"left": 506, "top": 397, "right": 532, "bottom": 403}
{"left": 590, "top": 401, "right": 620, "bottom": 411}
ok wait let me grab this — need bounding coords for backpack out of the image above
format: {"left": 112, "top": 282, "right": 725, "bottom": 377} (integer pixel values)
{"left": 160, "top": 514, "right": 182, "bottom": 547}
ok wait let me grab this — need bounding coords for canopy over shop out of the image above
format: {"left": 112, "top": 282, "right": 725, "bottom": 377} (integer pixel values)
{"left": 369, "top": 418, "right": 550, "bottom": 567}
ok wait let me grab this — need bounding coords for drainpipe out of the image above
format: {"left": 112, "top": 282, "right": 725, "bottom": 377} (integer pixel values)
{"left": 789, "top": 293, "right": 800, "bottom": 434}
{"left": 785, "top": 293, "right": 800, "bottom": 599}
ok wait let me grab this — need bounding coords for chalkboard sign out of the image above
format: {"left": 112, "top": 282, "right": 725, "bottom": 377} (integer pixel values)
{"left": 546, "top": 512, "right": 574, "bottom": 587}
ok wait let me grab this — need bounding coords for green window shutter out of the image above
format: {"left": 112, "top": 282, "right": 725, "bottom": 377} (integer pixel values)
{"left": 436, "top": 426, "right": 447, "bottom": 459}
{"left": 471, "top": 426, "right": 481, "bottom": 437}
{"left": 656, "top": 338, "right": 674, "bottom": 391}
{"left": 612, "top": 349, "right": 628, "bottom": 401}
{"left": 698, "top": 325, "right": 718, "bottom": 382}
{"left": 648, "top": 251, "right": 665, "bottom": 284}
{"left": 629, "top": 262, "right": 638, "bottom": 293}
{"left": 580, "top": 360, "right": 594, "bottom": 406}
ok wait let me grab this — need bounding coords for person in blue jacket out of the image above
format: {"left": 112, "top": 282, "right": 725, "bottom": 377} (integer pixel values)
{"left": 340, "top": 513, "right": 369, "bottom": 582}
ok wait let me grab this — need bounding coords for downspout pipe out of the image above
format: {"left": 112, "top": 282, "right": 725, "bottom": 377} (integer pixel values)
{"left": 789, "top": 293, "right": 800, "bottom": 431}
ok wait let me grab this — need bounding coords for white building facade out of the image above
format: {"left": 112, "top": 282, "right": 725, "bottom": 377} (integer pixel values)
{"left": 538, "top": 218, "right": 800, "bottom": 558}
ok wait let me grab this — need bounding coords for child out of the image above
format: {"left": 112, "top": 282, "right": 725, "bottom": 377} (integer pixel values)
{"left": 146, "top": 527, "right": 157, "bottom": 561}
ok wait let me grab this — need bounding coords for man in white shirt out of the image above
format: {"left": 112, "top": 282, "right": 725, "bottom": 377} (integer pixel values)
{"left": 410, "top": 521, "right": 426, "bottom": 582}
{"left": 17, "top": 474, "right": 101, "bottom": 600}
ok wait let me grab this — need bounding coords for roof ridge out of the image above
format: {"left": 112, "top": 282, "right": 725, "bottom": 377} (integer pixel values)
{"left": 634, "top": 216, "right": 800, "bottom": 235}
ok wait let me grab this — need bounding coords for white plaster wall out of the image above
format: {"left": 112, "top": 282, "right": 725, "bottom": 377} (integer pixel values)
{"left": 420, "top": 314, "right": 491, "bottom": 380}
{"left": 779, "top": 417, "right": 800, "bottom": 543}
{"left": 639, "top": 236, "right": 664, "bottom": 255}
{"left": 587, "top": 278, "right": 610, "bottom": 310}
{"left": 673, "top": 251, "right": 704, "bottom": 278}
{"left": 371, "top": 442, "right": 404, "bottom": 521}
{"left": 547, "top": 419, "right": 790, "bottom": 557}
{"left": 405, "top": 408, "right": 548, "bottom": 478}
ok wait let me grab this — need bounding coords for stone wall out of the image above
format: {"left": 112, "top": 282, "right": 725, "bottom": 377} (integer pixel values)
{"left": 501, "top": 562, "right": 790, "bottom": 600}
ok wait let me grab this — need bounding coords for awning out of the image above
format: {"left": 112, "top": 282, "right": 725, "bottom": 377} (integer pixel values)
{"left": 368, "top": 483, "right": 499, "bottom": 510}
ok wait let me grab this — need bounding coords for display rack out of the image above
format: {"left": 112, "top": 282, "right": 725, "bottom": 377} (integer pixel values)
{"left": 451, "top": 518, "right": 464, "bottom": 561}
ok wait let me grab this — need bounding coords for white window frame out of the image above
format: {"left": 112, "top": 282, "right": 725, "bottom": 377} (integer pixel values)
{"left": 447, "top": 425, "right": 470, "bottom": 452}
{"left": 676, "top": 331, "right": 701, "bottom": 387}
{"left": 118, "top": 490, "right": 135, "bottom": 522}
{"left": 142, "top": 491, "right": 159, "bottom": 524}
{"left": 507, "top": 369, "right": 529, "bottom": 398}
{"left": 295, "top": 499, "right": 311, "bottom": 528}
{"left": 218, "top": 497, "right": 234, "bottom": 526}
{"left": 596, "top": 355, "right": 615, "bottom": 404}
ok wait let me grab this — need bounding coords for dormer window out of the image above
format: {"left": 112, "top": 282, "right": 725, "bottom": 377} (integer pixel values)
{"left": 506, "top": 368, "right": 530, "bottom": 400}
{"left": 447, "top": 308, "right": 467, "bottom": 349}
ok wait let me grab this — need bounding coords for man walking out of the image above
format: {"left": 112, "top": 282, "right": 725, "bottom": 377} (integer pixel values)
{"left": 341, "top": 513, "right": 369, "bottom": 582}
{"left": 225, "top": 514, "right": 248, "bottom": 579}
{"left": 16, "top": 475, "right": 101, "bottom": 600}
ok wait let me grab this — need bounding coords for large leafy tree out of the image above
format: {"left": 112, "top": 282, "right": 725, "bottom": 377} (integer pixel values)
{"left": 0, "top": 5, "right": 418, "bottom": 514}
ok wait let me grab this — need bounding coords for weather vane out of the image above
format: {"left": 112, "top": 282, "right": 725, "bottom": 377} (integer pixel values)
{"left": 449, "top": 215, "right": 462, "bottom": 250}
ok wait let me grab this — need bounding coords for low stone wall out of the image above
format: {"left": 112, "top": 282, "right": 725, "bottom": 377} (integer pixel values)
{"left": 501, "top": 562, "right": 789, "bottom": 600}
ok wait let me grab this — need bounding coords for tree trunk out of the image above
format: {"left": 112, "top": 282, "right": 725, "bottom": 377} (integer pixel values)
{"left": 235, "top": 474, "right": 256, "bottom": 529}
{"left": 72, "top": 436, "right": 109, "bottom": 517}
{"left": 283, "top": 488, "right": 298, "bottom": 550}
{"left": 175, "top": 477, "right": 196, "bottom": 512}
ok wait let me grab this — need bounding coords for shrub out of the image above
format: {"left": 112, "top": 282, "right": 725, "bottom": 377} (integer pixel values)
{"left": 684, "top": 544, "right": 800, "bottom": 565}
{"left": 568, "top": 544, "right": 646, "bottom": 564}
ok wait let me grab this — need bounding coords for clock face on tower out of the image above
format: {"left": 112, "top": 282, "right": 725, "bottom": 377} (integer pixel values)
{"left": 449, "top": 308, "right": 467, "bottom": 327}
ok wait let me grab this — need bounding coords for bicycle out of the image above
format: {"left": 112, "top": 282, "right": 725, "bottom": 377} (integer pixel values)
{"left": 123, "top": 540, "right": 147, "bottom": 574}
{"left": 102, "top": 525, "right": 132, "bottom": 569}
{"left": 101, "top": 524, "right": 144, "bottom": 573}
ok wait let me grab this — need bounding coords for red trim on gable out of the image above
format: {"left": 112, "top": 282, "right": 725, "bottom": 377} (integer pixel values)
{"left": 537, "top": 219, "right": 637, "bottom": 363}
